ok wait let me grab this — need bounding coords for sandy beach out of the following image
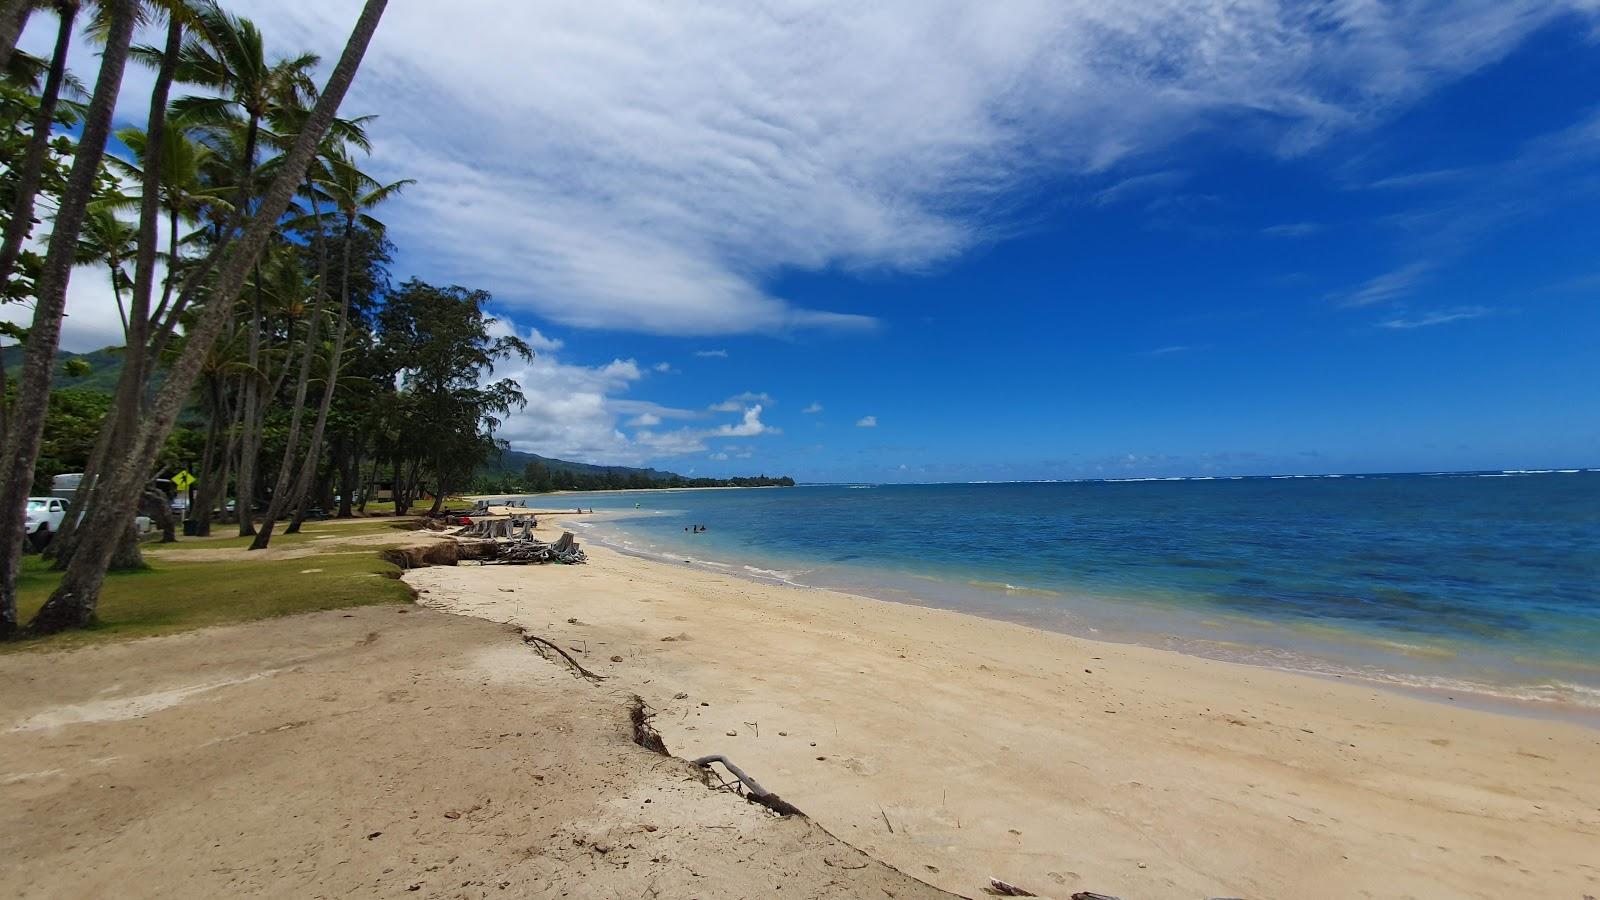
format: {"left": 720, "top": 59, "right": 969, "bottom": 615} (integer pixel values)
{"left": 406, "top": 517, "right": 1600, "bottom": 899}
{"left": 0, "top": 602, "right": 946, "bottom": 899}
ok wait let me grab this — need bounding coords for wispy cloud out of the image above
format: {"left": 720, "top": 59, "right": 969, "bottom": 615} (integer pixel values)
{"left": 1142, "top": 345, "right": 1203, "bottom": 357}
{"left": 1261, "top": 221, "right": 1322, "bottom": 238}
{"left": 710, "top": 391, "right": 774, "bottom": 413}
{"left": 802, "top": 402, "right": 824, "bottom": 414}
{"left": 174, "top": 0, "right": 1598, "bottom": 338}
{"left": 856, "top": 415, "right": 878, "bottom": 428}
{"left": 1377, "top": 306, "right": 1492, "bottom": 329}
{"left": 694, "top": 349, "right": 729, "bottom": 359}
{"left": 1336, "top": 261, "right": 1435, "bottom": 307}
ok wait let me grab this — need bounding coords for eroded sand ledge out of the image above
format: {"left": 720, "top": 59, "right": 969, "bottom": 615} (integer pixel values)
{"left": 408, "top": 525, "right": 1600, "bottom": 900}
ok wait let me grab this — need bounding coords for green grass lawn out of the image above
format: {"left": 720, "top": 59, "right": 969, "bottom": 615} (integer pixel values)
{"left": 151, "top": 517, "right": 415, "bottom": 552}
{"left": 8, "top": 550, "right": 414, "bottom": 653}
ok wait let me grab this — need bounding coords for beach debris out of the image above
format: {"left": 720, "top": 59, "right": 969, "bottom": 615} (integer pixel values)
{"left": 692, "top": 754, "right": 805, "bottom": 817}
{"left": 450, "top": 523, "right": 587, "bottom": 565}
{"left": 985, "top": 877, "right": 1038, "bottom": 896}
{"left": 1068, "top": 893, "right": 1121, "bottom": 900}
{"left": 610, "top": 655, "right": 624, "bottom": 662}
{"left": 522, "top": 632, "right": 607, "bottom": 682}
{"left": 879, "top": 807, "right": 894, "bottom": 833}
{"left": 673, "top": 692, "right": 689, "bottom": 700}
{"left": 725, "top": 729, "right": 738, "bottom": 736}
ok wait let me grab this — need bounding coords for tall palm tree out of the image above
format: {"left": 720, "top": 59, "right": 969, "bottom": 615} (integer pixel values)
{"left": 0, "top": 0, "right": 135, "bottom": 638}
{"left": 42, "top": 0, "right": 203, "bottom": 570}
{"left": 28, "top": 0, "right": 389, "bottom": 635}
{"left": 166, "top": 0, "right": 315, "bottom": 536}
{"left": 270, "top": 150, "right": 411, "bottom": 540}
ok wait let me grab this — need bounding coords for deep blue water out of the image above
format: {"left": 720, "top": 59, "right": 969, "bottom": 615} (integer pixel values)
{"left": 499, "top": 471, "right": 1600, "bottom": 710}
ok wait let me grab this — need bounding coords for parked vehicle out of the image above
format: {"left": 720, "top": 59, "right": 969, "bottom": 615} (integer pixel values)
{"left": 25, "top": 497, "right": 69, "bottom": 550}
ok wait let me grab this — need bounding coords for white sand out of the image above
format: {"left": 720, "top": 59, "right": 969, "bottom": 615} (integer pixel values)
{"left": 407, "top": 523, "right": 1600, "bottom": 900}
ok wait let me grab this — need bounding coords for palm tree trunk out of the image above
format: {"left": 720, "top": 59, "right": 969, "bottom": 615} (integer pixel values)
{"left": 27, "top": 0, "right": 389, "bottom": 635}
{"left": 0, "top": 0, "right": 135, "bottom": 639}
{"left": 48, "top": 15, "right": 180, "bottom": 568}
{"left": 0, "top": 2, "right": 77, "bottom": 288}
{"left": 235, "top": 290, "right": 263, "bottom": 536}
{"left": 249, "top": 298, "right": 325, "bottom": 550}
{"left": 0, "top": 0, "right": 32, "bottom": 72}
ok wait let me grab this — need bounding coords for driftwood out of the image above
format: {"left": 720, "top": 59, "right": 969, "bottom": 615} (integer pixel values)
{"left": 452, "top": 527, "right": 586, "bottom": 565}
{"left": 522, "top": 633, "right": 606, "bottom": 681}
{"left": 984, "top": 878, "right": 1038, "bottom": 897}
{"left": 692, "top": 754, "right": 805, "bottom": 817}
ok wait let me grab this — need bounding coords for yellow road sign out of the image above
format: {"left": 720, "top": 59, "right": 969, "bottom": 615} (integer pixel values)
{"left": 172, "top": 469, "right": 196, "bottom": 491}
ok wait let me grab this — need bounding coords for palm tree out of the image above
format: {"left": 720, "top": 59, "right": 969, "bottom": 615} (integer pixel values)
{"left": 110, "top": 118, "right": 230, "bottom": 321}
{"left": 27, "top": 0, "right": 389, "bottom": 635}
{"left": 0, "top": 1, "right": 82, "bottom": 291}
{"left": 166, "top": 1, "right": 316, "bottom": 537}
{"left": 0, "top": 0, "right": 135, "bottom": 638}
{"left": 269, "top": 150, "right": 411, "bottom": 540}
{"left": 75, "top": 204, "right": 137, "bottom": 333}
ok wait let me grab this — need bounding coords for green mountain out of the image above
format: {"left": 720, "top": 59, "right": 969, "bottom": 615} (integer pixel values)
{"left": 0, "top": 345, "right": 125, "bottom": 394}
{"left": 478, "top": 448, "right": 685, "bottom": 482}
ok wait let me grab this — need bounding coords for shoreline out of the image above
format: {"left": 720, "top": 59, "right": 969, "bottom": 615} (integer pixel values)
{"left": 409, "top": 519, "right": 1600, "bottom": 899}
{"left": 563, "top": 511, "right": 1600, "bottom": 727}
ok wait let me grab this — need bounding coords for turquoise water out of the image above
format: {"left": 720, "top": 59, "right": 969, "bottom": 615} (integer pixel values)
{"left": 498, "top": 471, "right": 1600, "bottom": 714}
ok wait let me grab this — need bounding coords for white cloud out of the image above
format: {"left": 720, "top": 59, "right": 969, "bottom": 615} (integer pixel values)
{"left": 708, "top": 452, "right": 729, "bottom": 461}
{"left": 709, "top": 391, "right": 773, "bottom": 412}
{"left": 1378, "top": 306, "right": 1492, "bottom": 329}
{"left": 653, "top": 361, "right": 674, "bottom": 373}
{"left": 856, "top": 415, "right": 878, "bottom": 428}
{"left": 627, "top": 413, "right": 662, "bottom": 427}
{"left": 694, "top": 349, "right": 729, "bottom": 358}
{"left": 714, "top": 405, "right": 778, "bottom": 437}
{"left": 111, "top": 0, "right": 1591, "bottom": 338}
{"left": 1336, "top": 261, "right": 1435, "bottom": 307}
{"left": 802, "top": 402, "right": 823, "bottom": 414}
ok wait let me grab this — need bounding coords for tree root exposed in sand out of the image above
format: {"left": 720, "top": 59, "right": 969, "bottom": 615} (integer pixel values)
{"left": 521, "top": 632, "right": 607, "bottom": 681}
{"left": 693, "top": 753, "right": 807, "bottom": 818}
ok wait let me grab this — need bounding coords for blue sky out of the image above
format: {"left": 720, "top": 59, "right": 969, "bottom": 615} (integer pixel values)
{"left": 19, "top": 2, "right": 1600, "bottom": 481}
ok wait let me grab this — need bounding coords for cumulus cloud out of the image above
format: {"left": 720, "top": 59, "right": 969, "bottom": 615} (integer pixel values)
{"left": 652, "top": 361, "right": 674, "bottom": 373}
{"left": 104, "top": 0, "right": 1591, "bottom": 339}
{"left": 802, "top": 402, "right": 823, "bottom": 414}
{"left": 627, "top": 413, "right": 662, "bottom": 427}
{"left": 715, "top": 405, "right": 778, "bottom": 437}
{"left": 856, "top": 415, "right": 878, "bottom": 428}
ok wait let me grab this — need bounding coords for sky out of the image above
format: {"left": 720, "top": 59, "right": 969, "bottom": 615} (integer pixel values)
{"left": 14, "top": 1, "right": 1600, "bottom": 482}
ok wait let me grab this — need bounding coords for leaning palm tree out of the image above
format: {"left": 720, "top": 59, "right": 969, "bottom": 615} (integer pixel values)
{"left": 0, "top": 0, "right": 137, "bottom": 638}
{"left": 167, "top": 1, "right": 316, "bottom": 537}
{"left": 28, "top": 0, "right": 389, "bottom": 635}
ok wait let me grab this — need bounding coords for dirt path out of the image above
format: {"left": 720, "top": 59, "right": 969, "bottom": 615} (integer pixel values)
{"left": 0, "top": 605, "right": 949, "bottom": 899}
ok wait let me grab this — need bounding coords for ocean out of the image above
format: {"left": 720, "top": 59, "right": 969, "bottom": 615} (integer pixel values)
{"left": 494, "top": 471, "right": 1600, "bottom": 717}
